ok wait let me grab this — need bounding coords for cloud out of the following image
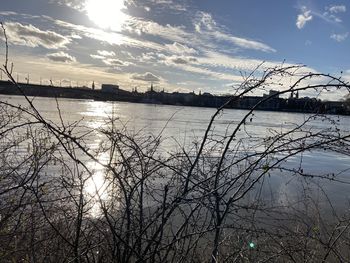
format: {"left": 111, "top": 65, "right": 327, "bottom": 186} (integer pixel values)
{"left": 168, "top": 56, "right": 197, "bottom": 65}
{"left": 153, "top": 51, "right": 253, "bottom": 82}
{"left": 322, "top": 5, "right": 346, "bottom": 23}
{"left": 52, "top": 0, "right": 85, "bottom": 11}
{"left": 3, "top": 22, "right": 70, "bottom": 49}
{"left": 90, "top": 51, "right": 132, "bottom": 67}
{"left": 90, "top": 54, "right": 105, "bottom": 60}
{"left": 211, "top": 31, "right": 276, "bottom": 53}
{"left": 164, "top": 42, "right": 197, "bottom": 55}
{"left": 328, "top": 14, "right": 342, "bottom": 23}
{"left": 176, "top": 57, "right": 196, "bottom": 64}
{"left": 47, "top": 51, "right": 76, "bottom": 62}
{"left": 97, "top": 50, "right": 116, "bottom": 57}
{"left": 131, "top": 72, "right": 160, "bottom": 82}
{"left": 126, "top": 0, "right": 187, "bottom": 12}
{"left": 140, "top": 52, "right": 157, "bottom": 62}
{"left": 165, "top": 62, "right": 243, "bottom": 82}
{"left": 198, "top": 50, "right": 289, "bottom": 72}
{"left": 191, "top": 50, "right": 317, "bottom": 82}
{"left": 296, "top": 7, "right": 313, "bottom": 29}
{"left": 52, "top": 18, "right": 166, "bottom": 51}
{"left": 138, "top": 48, "right": 315, "bottom": 85}
{"left": 328, "top": 5, "right": 346, "bottom": 14}
{"left": 193, "top": 11, "right": 276, "bottom": 53}
{"left": 149, "top": 0, "right": 187, "bottom": 11}
{"left": 124, "top": 18, "right": 189, "bottom": 43}
{"left": 103, "top": 58, "right": 132, "bottom": 67}
{"left": 0, "top": 11, "right": 18, "bottom": 16}
{"left": 330, "top": 32, "right": 348, "bottom": 42}
{"left": 50, "top": 11, "right": 274, "bottom": 55}
{"left": 194, "top": 11, "right": 217, "bottom": 32}
{"left": 157, "top": 54, "right": 198, "bottom": 65}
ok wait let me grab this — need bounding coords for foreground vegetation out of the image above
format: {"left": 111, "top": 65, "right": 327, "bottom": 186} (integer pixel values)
{"left": 0, "top": 24, "right": 350, "bottom": 262}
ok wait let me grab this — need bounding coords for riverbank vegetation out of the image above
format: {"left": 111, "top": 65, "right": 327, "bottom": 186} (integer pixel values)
{"left": 1, "top": 23, "right": 350, "bottom": 262}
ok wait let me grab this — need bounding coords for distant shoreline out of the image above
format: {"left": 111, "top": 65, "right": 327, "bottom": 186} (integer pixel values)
{"left": 0, "top": 80, "right": 349, "bottom": 115}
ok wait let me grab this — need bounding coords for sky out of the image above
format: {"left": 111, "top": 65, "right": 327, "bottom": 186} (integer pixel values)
{"left": 0, "top": 0, "right": 349, "bottom": 99}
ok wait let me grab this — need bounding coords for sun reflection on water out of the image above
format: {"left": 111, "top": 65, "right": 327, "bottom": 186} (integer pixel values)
{"left": 85, "top": 152, "right": 110, "bottom": 216}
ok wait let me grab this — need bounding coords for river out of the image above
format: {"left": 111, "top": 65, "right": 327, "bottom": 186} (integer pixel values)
{"left": 1, "top": 95, "right": 350, "bottom": 215}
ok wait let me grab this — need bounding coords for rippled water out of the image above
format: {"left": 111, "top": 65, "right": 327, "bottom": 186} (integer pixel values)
{"left": 2, "top": 95, "right": 350, "bottom": 214}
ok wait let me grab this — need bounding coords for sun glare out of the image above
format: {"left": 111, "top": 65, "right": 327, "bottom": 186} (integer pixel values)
{"left": 85, "top": 0, "right": 127, "bottom": 31}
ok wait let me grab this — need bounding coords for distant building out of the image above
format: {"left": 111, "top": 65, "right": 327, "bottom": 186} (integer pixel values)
{"left": 268, "top": 90, "right": 279, "bottom": 98}
{"left": 324, "top": 101, "right": 345, "bottom": 114}
{"left": 289, "top": 90, "right": 299, "bottom": 99}
{"left": 263, "top": 90, "right": 279, "bottom": 98}
{"left": 101, "top": 84, "right": 119, "bottom": 93}
{"left": 146, "top": 83, "right": 156, "bottom": 93}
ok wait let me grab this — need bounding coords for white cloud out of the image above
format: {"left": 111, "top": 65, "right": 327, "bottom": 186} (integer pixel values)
{"left": 194, "top": 11, "right": 217, "bottom": 32}
{"left": 181, "top": 50, "right": 318, "bottom": 85}
{"left": 131, "top": 72, "right": 160, "bottom": 82}
{"left": 296, "top": 7, "right": 313, "bottom": 29}
{"left": 321, "top": 5, "right": 346, "bottom": 24}
{"left": 167, "top": 62, "right": 243, "bottom": 82}
{"left": 153, "top": 51, "right": 254, "bottom": 82}
{"left": 113, "top": 11, "right": 275, "bottom": 54}
{"left": 90, "top": 54, "right": 105, "bottom": 60}
{"left": 140, "top": 52, "right": 157, "bottom": 62}
{"left": 164, "top": 42, "right": 197, "bottom": 55}
{"left": 211, "top": 31, "right": 276, "bottom": 53}
{"left": 47, "top": 51, "right": 76, "bottom": 63}
{"left": 328, "top": 14, "right": 342, "bottom": 23}
{"left": 193, "top": 11, "right": 276, "bottom": 53}
{"left": 90, "top": 51, "right": 132, "bottom": 67}
{"left": 330, "top": 32, "right": 348, "bottom": 42}
{"left": 3, "top": 22, "right": 70, "bottom": 49}
{"left": 198, "top": 50, "right": 289, "bottom": 72}
{"left": 314, "top": 5, "right": 346, "bottom": 23}
{"left": 103, "top": 58, "right": 132, "bottom": 67}
{"left": 0, "top": 11, "right": 18, "bottom": 16}
{"left": 52, "top": 0, "right": 85, "bottom": 11}
{"left": 51, "top": 18, "right": 167, "bottom": 51}
{"left": 149, "top": 0, "right": 187, "bottom": 11}
{"left": 97, "top": 50, "right": 116, "bottom": 57}
{"left": 328, "top": 5, "right": 346, "bottom": 14}
{"left": 159, "top": 54, "right": 198, "bottom": 65}
{"left": 49, "top": 11, "right": 275, "bottom": 56}
{"left": 173, "top": 56, "right": 197, "bottom": 64}
{"left": 124, "top": 18, "right": 189, "bottom": 43}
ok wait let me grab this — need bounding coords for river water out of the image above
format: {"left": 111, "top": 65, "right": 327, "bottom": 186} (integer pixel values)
{"left": 2, "top": 95, "right": 350, "bottom": 215}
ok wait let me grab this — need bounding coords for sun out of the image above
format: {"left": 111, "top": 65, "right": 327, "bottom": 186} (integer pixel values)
{"left": 85, "top": 0, "right": 127, "bottom": 31}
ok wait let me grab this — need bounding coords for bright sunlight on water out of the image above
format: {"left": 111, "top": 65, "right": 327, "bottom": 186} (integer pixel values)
{"left": 3, "top": 95, "right": 350, "bottom": 217}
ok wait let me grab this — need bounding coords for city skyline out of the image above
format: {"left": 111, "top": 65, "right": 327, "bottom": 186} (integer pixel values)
{"left": 0, "top": 0, "right": 349, "bottom": 100}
